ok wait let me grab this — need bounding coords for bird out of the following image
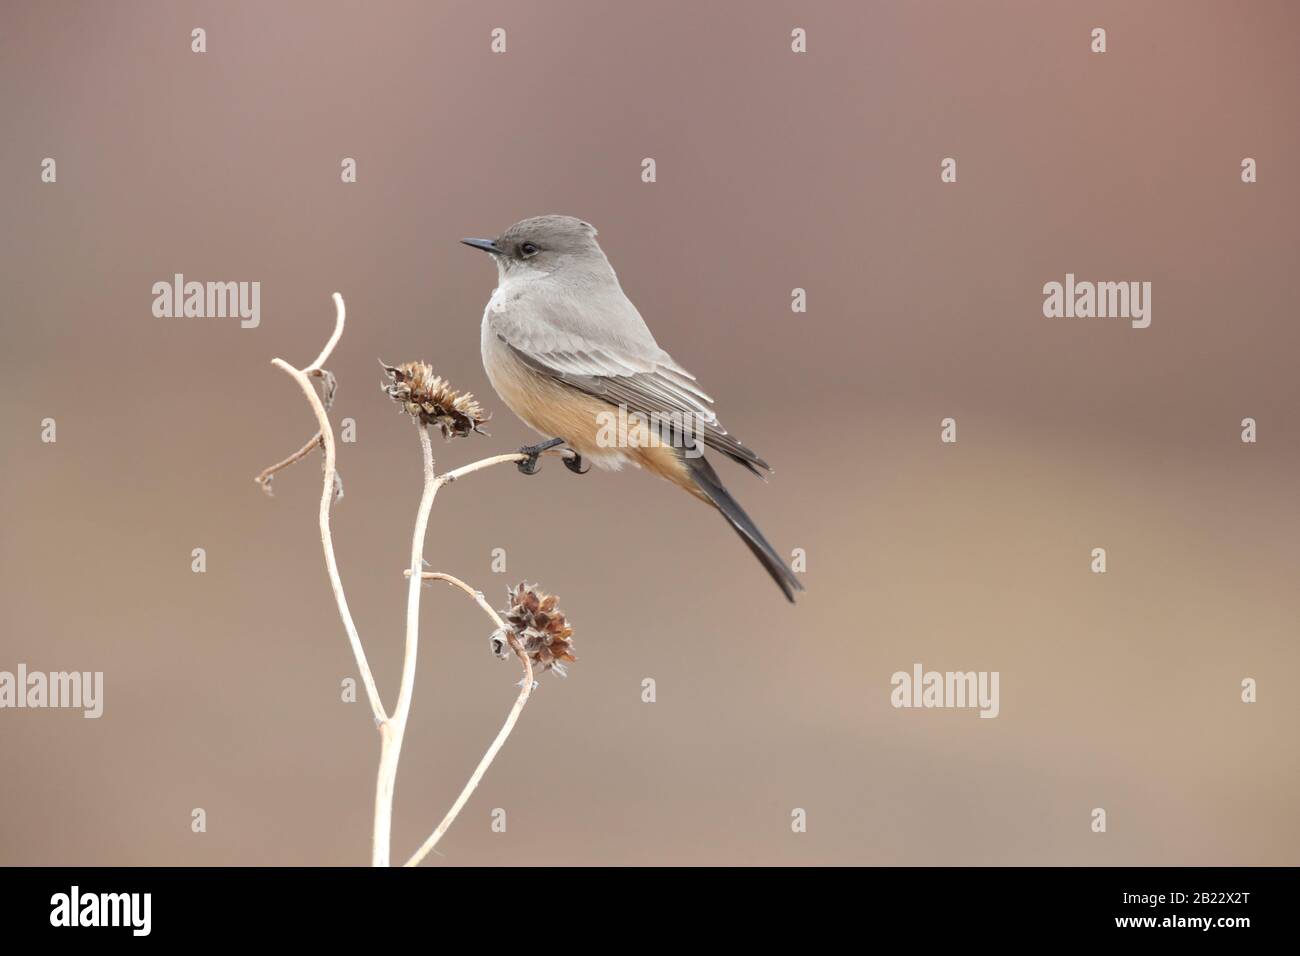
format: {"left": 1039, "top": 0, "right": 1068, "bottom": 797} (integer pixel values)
{"left": 462, "top": 215, "right": 803, "bottom": 603}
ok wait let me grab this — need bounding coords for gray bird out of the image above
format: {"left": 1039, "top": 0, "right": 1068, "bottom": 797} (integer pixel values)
{"left": 463, "top": 215, "right": 803, "bottom": 602}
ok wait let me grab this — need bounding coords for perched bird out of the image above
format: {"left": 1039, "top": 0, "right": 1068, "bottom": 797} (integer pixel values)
{"left": 463, "top": 215, "right": 803, "bottom": 603}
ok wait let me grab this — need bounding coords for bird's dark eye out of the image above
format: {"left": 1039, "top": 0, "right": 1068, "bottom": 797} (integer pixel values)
{"left": 519, "top": 242, "right": 540, "bottom": 257}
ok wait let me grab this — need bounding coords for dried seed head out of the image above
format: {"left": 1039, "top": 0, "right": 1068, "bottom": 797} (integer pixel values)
{"left": 380, "top": 360, "right": 489, "bottom": 439}
{"left": 501, "top": 583, "right": 576, "bottom": 677}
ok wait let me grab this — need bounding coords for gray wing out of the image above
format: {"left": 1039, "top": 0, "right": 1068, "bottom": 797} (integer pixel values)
{"left": 490, "top": 286, "right": 770, "bottom": 475}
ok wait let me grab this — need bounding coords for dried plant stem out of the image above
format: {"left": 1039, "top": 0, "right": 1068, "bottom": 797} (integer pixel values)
{"left": 439, "top": 451, "right": 551, "bottom": 482}
{"left": 269, "top": 294, "right": 387, "bottom": 729}
{"left": 253, "top": 431, "right": 322, "bottom": 494}
{"left": 371, "top": 425, "right": 438, "bottom": 867}
{"left": 413, "top": 571, "right": 511, "bottom": 628}
{"left": 425, "top": 448, "right": 568, "bottom": 488}
{"left": 262, "top": 292, "right": 557, "bottom": 867}
{"left": 403, "top": 571, "right": 534, "bottom": 868}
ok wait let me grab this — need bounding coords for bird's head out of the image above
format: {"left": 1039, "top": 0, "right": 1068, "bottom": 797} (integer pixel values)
{"left": 462, "top": 215, "right": 608, "bottom": 279}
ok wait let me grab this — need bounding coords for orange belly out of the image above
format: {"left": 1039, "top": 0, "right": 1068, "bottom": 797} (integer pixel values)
{"left": 484, "top": 347, "right": 707, "bottom": 501}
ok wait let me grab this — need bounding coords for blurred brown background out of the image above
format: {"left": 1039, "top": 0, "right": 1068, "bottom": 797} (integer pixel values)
{"left": 1, "top": 0, "right": 1297, "bottom": 866}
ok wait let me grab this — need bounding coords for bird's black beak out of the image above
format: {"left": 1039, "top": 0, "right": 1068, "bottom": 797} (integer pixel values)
{"left": 460, "top": 238, "right": 499, "bottom": 254}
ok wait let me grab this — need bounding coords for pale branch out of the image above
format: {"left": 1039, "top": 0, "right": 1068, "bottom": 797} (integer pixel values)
{"left": 410, "top": 571, "right": 511, "bottom": 630}
{"left": 304, "top": 296, "right": 347, "bottom": 373}
{"left": 265, "top": 294, "right": 387, "bottom": 728}
{"left": 403, "top": 571, "right": 535, "bottom": 868}
{"left": 435, "top": 448, "right": 569, "bottom": 486}
{"left": 260, "top": 292, "right": 557, "bottom": 868}
{"left": 253, "top": 431, "right": 322, "bottom": 496}
{"left": 371, "top": 424, "right": 438, "bottom": 867}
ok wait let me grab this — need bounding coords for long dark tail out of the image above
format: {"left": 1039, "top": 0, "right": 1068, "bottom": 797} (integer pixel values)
{"left": 685, "top": 456, "right": 804, "bottom": 603}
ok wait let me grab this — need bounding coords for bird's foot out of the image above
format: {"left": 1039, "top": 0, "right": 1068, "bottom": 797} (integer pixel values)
{"left": 516, "top": 437, "right": 566, "bottom": 475}
{"left": 563, "top": 450, "right": 590, "bottom": 475}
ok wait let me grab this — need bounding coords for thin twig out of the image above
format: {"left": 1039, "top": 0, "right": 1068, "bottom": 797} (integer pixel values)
{"left": 253, "top": 431, "right": 323, "bottom": 495}
{"left": 411, "top": 571, "right": 510, "bottom": 628}
{"left": 305, "top": 301, "right": 347, "bottom": 374}
{"left": 372, "top": 425, "right": 439, "bottom": 867}
{"left": 436, "top": 449, "right": 565, "bottom": 485}
{"left": 403, "top": 571, "right": 534, "bottom": 868}
{"left": 267, "top": 294, "right": 387, "bottom": 727}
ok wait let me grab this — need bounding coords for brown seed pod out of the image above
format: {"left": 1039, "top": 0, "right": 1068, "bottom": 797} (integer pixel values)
{"left": 501, "top": 582, "right": 576, "bottom": 676}
{"left": 380, "top": 360, "right": 489, "bottom": 440}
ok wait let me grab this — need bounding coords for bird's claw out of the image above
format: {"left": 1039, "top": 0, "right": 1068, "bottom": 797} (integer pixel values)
{"left": 515, "top": 437, "right": 566, "bottom": 476}
{"left": 563, "top": 452, "right": 590, "bottom": 475}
